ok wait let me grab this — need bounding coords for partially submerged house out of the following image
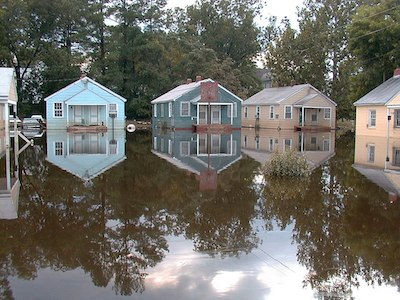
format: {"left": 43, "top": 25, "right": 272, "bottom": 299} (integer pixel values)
{"left": 151, "top": 77, "right": 242, "bottom": 132}
{"left": 45, "top": 77, "right": 126, "bottom": 131}
{"left": 46, "top": 130, "right": 126, "bottom": 181}
{"left": 0, "top": 67, "right": 18, "bottom": 131}
{"left": 353, "top": 68, "right": 400, "bottom": 171}
{"left": 242, "top": 84, "right": 336, "bottom": 131}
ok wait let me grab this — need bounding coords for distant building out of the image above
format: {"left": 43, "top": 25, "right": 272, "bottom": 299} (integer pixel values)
{"left": 255, "top": 68, "right": 272, "bottom": 89}
{"left": 45, "top": 77, "right": 126, "bottom": 130}
{"left": 242, "top": 84, "right": 337, "bottom": 131}
{"left": 151, "top": 77, "right": 242, "bottom": 132}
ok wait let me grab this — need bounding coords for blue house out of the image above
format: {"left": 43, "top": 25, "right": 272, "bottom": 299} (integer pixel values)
{"left": 46, "top": 130, "right": 126, "bottom": 181}
{"left": 151, "top": 78, "right": 242, "bottom": 131}
{"left": 45, "top": 77, "right": 126, "bottom": 130}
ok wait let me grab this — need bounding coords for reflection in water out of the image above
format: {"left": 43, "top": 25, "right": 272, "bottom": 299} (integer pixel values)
{"left": 354, "top": 134, "right": 400, "bottom": 201}
{"left": 46, "top": 130, "right": 126, "bottom": 181}
{"left": 152, "top": 129, "right": 242, "bottom": 191}
{"left": 0, "top": 131, "right": 399, "bottom": 299}
{"left": 241, "top": 127, "right": 335, "bottom": 169}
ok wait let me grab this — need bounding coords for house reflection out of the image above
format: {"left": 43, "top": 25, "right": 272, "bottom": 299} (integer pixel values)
{"left": 354, "top": 134, "right": 400, "bottom": 201}
{"left": 0, "top": 131, "right": 20, "bottom": 219}
{"left": 241, "top": 127, "right": 336, "bottom": 169}
{"left": 46, "top": 130, "right": 126, "bottom": 181}
{"left": 152, "top": 130, "right": 242, "bottom": 191}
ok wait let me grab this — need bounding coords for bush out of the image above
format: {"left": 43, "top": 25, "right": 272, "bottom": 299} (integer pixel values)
{"left": 264, "top": 150, "right": 311, "bottom": 177}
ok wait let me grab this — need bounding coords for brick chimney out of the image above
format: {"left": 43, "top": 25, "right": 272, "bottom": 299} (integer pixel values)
{"left": 196, "top": 75, "right": 202, "bottom": 82}
{"left": 394, "top": 67, "right": 400, "bottom": 77}
{"left": 186, "top": 78, "right": 192, "bottom": 84}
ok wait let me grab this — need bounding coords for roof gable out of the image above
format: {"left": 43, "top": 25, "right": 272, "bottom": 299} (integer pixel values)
{"left": 45, "top": 77, "right": 126, "bottom": 103}
{"left": 151, "top": 78, "right": 243, "bottom": 104}
{"left": 354, "top": 76, "right": 400, "bottom": 106}
{"left": 0, "top": 67, "right": 18, "bottom": 103}
{"left": 244, "top": 84, "right": 309, "bottom": 105}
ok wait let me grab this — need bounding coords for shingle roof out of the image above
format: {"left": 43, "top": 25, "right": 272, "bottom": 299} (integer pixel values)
{"left": 0, "top": 67, "right": 15, "bottom": 99}
{"left": 244, "top": 84, "right": 309, "bottom": 105}
{"left": 354, "top": 75, "right": 400, "bottom": 106}
{"left": 151, "top": 79, "right": 213, "bottom": 104}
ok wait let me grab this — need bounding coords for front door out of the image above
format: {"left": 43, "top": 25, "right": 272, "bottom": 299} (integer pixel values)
{"left": 311, "top": 109, "right": 318, "bottom": 125}
{"left": 90, "top": 106, "right": 98, "bottom": 125}
{"left": 74, "top": 106, "right": 83, "bottom": 125}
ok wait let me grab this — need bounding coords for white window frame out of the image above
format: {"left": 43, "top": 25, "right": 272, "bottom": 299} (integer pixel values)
{"left": 284, "top": 105, "right": 292, "bottom": 119}
{"left": 109, "top": 103, "right": 117, "bottom": 112}
{"left": 268, "top": 138, "right": 274, "bottom": 152}
{"left": 395, "top": 110, "right": 400, "bottom": 128}
{"left": 283, "top": 139, "right": 292, "bottom": 151}
{"left": 180, "top": 102, "right": 190, "bottom": 117}
{"left": 161, "top": 103, "right": 165, "bottom": 117}
{"left": 368, "top": 110, "right": 376, "bottom": 127}
{"left": 323, "top": 139, "right": 330, "bottom": 151}
{"left": 54, "top": 102, "right": 63, "bottom": 118}
{"left": 54, "top": 141, "right": 64, "bottom": 156}
{"left": 324, "top": 108, "right": 331, "bottom": 119}
{"left": 256, "top": 106, "right": 260, "bottom": 118}
{"left": 269, "top": 106, "right": 274, "bottom": 119}
{"left": 367, "top": 144, "right": 375, "bottom": 162}
{"left": 227, "top": 140, "right": 237, "bottom": 155}
{"left": 180, "top": 141, "right": 190, "bottom": 156}
{"left": 168, "top": 102, "right": 173, "bottom": 117}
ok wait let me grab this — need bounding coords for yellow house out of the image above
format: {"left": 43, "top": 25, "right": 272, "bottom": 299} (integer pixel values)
{"left": 353, "top": 68, "right": 400, "bottom": 170}
{"left": 242, "top": 84, "right": 336, "bottom": 130}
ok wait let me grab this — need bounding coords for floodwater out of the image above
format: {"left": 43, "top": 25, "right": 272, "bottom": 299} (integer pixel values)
{"left": 0, "top": 128, "right": 399, "bottom": 300}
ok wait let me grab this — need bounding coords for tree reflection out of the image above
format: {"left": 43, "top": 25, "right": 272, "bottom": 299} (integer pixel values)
{"left": 261, "top": 132, "right": 400, "bottom": 297}
{"left": 0, "top": 131, "right": 262, "bottom": 296}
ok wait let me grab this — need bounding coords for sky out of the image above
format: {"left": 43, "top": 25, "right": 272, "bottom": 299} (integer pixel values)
{"left": 166, "top": 0, "right": 304, "bottom": 28}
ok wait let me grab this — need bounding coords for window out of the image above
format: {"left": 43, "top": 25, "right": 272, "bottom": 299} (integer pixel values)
{"left": 227, "top": 103, "right": 237, "bottom": 118}
{"left": 368, "top": 110, "right": 376, "bottom": 127}
{"left": 153, "top": 104, "right": 157, "bottom": 117}
{"left": 311, "top": 137, "right": 317, "bottom": 145}
{"left": 161, "top": 103, "right": 165, "bottom": 117}
{"left": 393, "top": 148, "right": 400, "bottom": 166}
{"left": 268, "top": 138, "right": 274, "bottom": 152}
{"left": 284, "top": 105, "right": 292, "bottom": 119}
{"left": 324, "top": 108, "right": 331, "bottom": 119}
{"left": 244, "top": 107, "right": 248, "bottom": 118}
{"left": 109, "top": 103, "right": 117, "bottom": 112}
{"left": 367, "top": 144, "right": 375, "bottom": 162}
{"left": 395, "top": 110, "right": 400, "bottom": 127}
{"left": 181, "top": 102, "right": 189, "bottom": 117}
{"left": 269, "top": 106, "right": 274, "bottom": 119}
{"left": 168, "top": 102, "right": 173, "bottom": 117}
{"left": 180, "top": 141, "right": 190, "bottom": 156}
{"left": 284, "top": 139, "right": 292, "bottom": 151}
{"left": 323, "top": 139, "right": 330, "bottom": 151}
{"left": 55, "top": 141, "right": 64, "bottom": 156}
{"left": 256, "top": 106, "right": 260, "bottom": 118}
{"left": 243, "top": 135, "right": 247, "bottom": 147}
{"left": 255, "top": 136, "right": 260, "bottom": 150}
{"left": 54, "top": 103, "right": 63, "bottom": 117}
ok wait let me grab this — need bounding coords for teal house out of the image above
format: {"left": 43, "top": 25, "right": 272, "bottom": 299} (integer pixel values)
{"left": 151, "top": 78, "right": 242, "bottom": 131}
{"left": 152, "top": 130, "right": 241, "bottom": 190}
{"left": 45, "top": 77, "right": 126, "bottom": 130}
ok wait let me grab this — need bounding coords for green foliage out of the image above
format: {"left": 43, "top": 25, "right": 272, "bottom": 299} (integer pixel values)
{"left": 264, "top": 150, "right": 311, "bottom": 177}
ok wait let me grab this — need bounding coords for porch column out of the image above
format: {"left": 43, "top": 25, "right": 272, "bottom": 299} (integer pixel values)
{"left": 197, "top": 104, "right": 200, "bottom": 125}
{"left": 385, "top": 107, "right": 390, "bottom": 170}
{"left": 66, "top": 104, "right": 69, "bottom": 127}
{"left": 230, "top": 103, "right": 233, "bottom": 125}
{"left": 302, "top": 107, "right": 305, "bottom": 127}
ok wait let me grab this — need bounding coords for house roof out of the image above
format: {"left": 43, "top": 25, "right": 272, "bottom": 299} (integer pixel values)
{"left": 45, "top": 76, "right": 127, "bottom": 102}
{"left": 151, "top": 78, "right": 243, "bottom": 104}
{"left": 244, "top": 83, "right": 336, "bottom": 107}
{"left": 0, "top": 67, "right": 15, "bottom": 100}
{"left": 353, "top": 75, "right": 400, "bottom": 106}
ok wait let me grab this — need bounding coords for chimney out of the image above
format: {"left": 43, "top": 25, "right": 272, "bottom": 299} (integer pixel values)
{"left": 394, "top": 67, "right": 400, "bottom": 77}
{"left": 195, "top": 75, "right": 202, "bottom": 82}
{"left": 186, "top": 78, "right": 192, "bottom": 84}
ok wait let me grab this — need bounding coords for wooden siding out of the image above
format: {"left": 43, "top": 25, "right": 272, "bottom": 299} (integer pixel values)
{"left": 152, "top": 85, "right": 242, "bottom": 130}
{"left": 354, "top": 134, "right": 400, "bottom": 171}
{"left": 46, "top": 79, "right": 126, "bottom": 130}
{"left": 355, "top": 106, "right": 389, "bottom": 137}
